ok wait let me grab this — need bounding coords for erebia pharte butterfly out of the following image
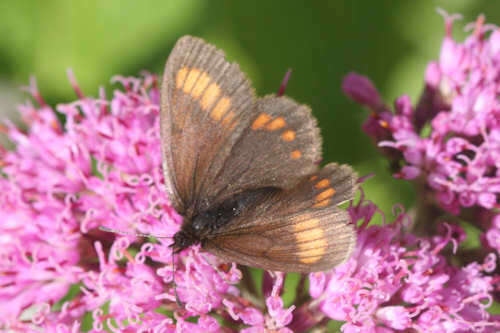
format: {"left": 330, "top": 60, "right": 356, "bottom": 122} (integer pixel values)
{"left": 161, "top": 36, "right": 357, "bottom": 273}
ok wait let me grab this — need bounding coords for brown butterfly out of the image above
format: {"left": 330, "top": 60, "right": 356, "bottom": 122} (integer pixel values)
{"left": 160, "top": 36, "right": 357, "bottom": 273}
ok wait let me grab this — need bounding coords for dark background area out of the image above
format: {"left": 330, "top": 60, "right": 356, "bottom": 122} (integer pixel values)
{"left": 1, "top": 0, "right": 499, "bottom": 218}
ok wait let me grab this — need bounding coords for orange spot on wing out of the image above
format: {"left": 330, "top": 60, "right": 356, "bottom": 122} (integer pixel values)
{"left": 176, "top": 67, "right": 189, "bottom": 89}
{"left": 293, "top": 222, "right": 327, "bottom": 264}
{"left": 201, "top": 83, "right": 221, "bottom": 110}
{"left": 281, "top": 130, "right": 296, "bottom": 141}
{"left": 293, "top": 218, "right": 320, "bottom": 232}
{"left": 221, "top": 111, "right": 236, "bottom": 127}
{"left": 191, "top": 72, "right": 211, "bottom": 98}
{"left": 313, "top": 199, "right": 330, "bottom": 208}
{"left": 296, "top": 228, "right": 324, "bottom": 242}
{"left": 183, "top": 69, "right": 201, "bottom": 93}
{"left": 315, "top": 188, "right": 336, "bottom": 202}
{"left": 265, "top": 117, "right": 286, "bottom": 131}
{"left": 297, "top": 241, "right": 327, "bottom": 263}
{"left": 315, "top": 179, "right": 330, "bottom": 189}
{"left": 252, "top": 113, "right": 271, "bottom": 130}
{"left": 210, "top": 97, "right": 231, "bottom": 121}
{"left": 291, "top": 150, "right": 302, "bottom": 159}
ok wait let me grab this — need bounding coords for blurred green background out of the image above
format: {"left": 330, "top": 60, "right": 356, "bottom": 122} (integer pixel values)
{"left": 1, "top": 0, "right": 499, "bottom": 218}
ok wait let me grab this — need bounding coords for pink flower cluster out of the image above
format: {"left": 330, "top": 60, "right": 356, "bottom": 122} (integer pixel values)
{"left": 342, "top": 12, "right": 500, "bottom": 331}
{"left": 344, "top": 13, "right": 500, "bottom": 216}
{"left": 2, "top": 12, "right": 500, "bottom": 332}
{"left": 309, "top": 191, "right": 499, "bottom": 332}
{"left": 0, "top": 73, "right": 296, "bottom": 332}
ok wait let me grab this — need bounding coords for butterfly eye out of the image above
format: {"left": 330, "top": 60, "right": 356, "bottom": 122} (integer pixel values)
{"left": 193, "top": 221, "right": 202, "bottom": 231}
{"left": 192, "top": 216, "right": 205, "bottom": 231}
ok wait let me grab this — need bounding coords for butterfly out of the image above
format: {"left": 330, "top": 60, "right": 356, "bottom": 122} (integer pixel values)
{"left": 160, "top": 36, "right": 357, "bottom": 273}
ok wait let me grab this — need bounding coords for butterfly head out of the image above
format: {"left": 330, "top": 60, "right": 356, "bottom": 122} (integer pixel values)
{"left": 172, "top": 229, "right": 198, "bottom": 253}
{"left": 172, "top": 198, "right": 244, "bottom": 253}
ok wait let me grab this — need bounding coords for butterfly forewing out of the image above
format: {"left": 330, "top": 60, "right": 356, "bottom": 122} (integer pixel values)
{"left": 161, "top": 36, "right": 256, "bottom": 215}
{"left": 161, "top": 36, "right": 322, "bottom": 217}
{"left": 204, "top": 163, "right": 357, "bottom": 272}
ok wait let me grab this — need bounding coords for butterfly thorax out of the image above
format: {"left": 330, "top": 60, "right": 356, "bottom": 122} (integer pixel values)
{"left": 172, "top": 187, "right": 278, "bottom": 252}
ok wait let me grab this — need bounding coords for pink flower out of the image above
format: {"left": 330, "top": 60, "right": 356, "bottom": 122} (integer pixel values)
{"left": 345, "top": 13, "right": 500, "bottom": 214}
{"left": 305, "top": 194, "right": 499, "bottom": 332}
{"left": 0, "top": 72, "right": 303, "bottom": 331}
{"left": 344, "top": 12, "right": 500, "bottom": 288}
{"left": 342, "top": 73, "right": 383, "bottom": 111}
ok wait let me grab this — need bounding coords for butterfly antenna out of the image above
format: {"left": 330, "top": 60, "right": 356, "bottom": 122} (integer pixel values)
{"left": 278, "top": 68, "right": 292, "bottom": 96}
{"left": 99, "top": 226, "right": 169, "bottom": 238}
{"left": 172, "top": 247, "right": 183, "bottom": 307}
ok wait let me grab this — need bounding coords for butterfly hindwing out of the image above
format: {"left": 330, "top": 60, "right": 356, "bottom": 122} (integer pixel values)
{"left": 204, "top": 163, "right": 357, "bottom": 272}
{"left": 205, "top": 95, "right": 322, "bottom": 208}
